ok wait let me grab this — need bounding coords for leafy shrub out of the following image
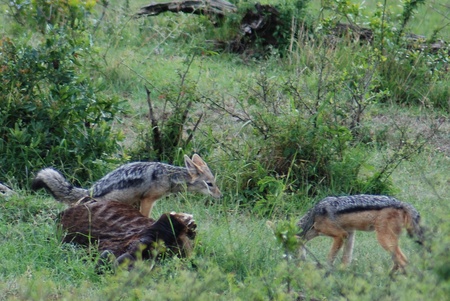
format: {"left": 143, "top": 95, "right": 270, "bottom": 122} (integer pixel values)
{"left": 378, "top": 48, "right": 450, "bottom": 109}
{"left": 212, "top": 63, "right": 395, "bottom": 207}
{"left": 320, "top": 0, "right": 450, "bottom": 109}
{"left": 0, "top": 32, "right": 124, "bottom": 187}
{"left": 7, "top": 0, "right": 97, "bottom": 33}
{"left": 128, "top": 56, "right": 204, "bottom": 163}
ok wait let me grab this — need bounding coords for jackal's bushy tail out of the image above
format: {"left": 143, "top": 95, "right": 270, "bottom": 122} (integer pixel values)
{"left": 402, "top": 203, "right": 425, "bottom": 245}
{"left": 31, "top": 168, "right": 88, "bottom": 204}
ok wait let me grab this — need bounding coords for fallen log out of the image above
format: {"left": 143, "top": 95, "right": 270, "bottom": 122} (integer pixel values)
{"left": 135, "top": 1, "right": 448, "bottom": 55}
{"left": 135, "top": 0, "right": 237, "bottom": 18}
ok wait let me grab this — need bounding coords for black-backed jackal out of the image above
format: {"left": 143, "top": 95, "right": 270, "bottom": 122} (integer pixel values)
{"left": 297, "top": 194, "right": 425, "bottom": 273}
{"left": 32, "top": 154, "right": 222, "bottom": 217}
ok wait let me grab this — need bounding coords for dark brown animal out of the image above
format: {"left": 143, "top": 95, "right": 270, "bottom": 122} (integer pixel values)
{"left": 58, "top": 197, "right": 196, "bottom": 270}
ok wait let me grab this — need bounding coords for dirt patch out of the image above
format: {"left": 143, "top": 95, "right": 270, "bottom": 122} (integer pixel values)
{"left": 369, "top": 108, "right": 450, "bottom": 156}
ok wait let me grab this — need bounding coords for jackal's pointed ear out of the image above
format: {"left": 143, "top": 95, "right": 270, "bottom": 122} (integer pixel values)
{"left": 191, "top": 154, "right": 208, "bottom": 169}
{"left": 184, "top": 155, "right": 200, "bottom": 179}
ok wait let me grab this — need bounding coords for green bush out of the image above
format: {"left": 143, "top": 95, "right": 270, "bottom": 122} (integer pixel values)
{"left": 208, "top": 62, "right": 395, "bottom": 211}
{"left": 320, "top": 0, "right": 450, "bottom": 110}
{"left": 7, "top": 0, "right": 97, "bottom": 33}
{"left": 378, "top": 48, "right": 450, "bottom": 109}
{"left": 0, "top": 32, "right": 124, "bottom": 187}
{"left": 127, "top": 56, "right": 204, "bottom": 163}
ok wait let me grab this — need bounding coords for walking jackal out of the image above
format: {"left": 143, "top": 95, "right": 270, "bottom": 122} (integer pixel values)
{"left": 32, "top": 154, "right": 222, "bottom": 217}
{"left": 297, "top": 194, "right": 425, "bottom": 273}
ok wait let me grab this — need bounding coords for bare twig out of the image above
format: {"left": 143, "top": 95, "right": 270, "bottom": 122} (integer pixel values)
{"left": 145, "top": 87, "right": 163, "bottom": 157}
{"left": 185, "top": 113, "right": 203, "bottom": 146}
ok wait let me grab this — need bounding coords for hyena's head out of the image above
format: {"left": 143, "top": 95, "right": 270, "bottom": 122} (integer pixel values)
{"left": 184, "top": 154, "right": 222, "bottom": 199}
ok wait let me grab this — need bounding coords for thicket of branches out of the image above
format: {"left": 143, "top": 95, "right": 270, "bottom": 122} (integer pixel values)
{"left": 1, "top": 0, "right": 450, "bottom": 298}
{"left": 1, "top": 0, "right": 448, "bottom": 200}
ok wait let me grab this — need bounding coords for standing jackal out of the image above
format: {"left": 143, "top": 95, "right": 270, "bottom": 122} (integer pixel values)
{"left": 32, "top": 154, "right": 222, "bottom": 217}
{"left": 297, "top": 195, "right": 425, "bottom": 273}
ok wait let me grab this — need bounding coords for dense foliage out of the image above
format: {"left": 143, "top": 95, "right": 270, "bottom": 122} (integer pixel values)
{"left": 0, "top": 0, "right": 449, "bottom": 299}
{"left": 1, "top": 0, "right": 124, "bottom": 186}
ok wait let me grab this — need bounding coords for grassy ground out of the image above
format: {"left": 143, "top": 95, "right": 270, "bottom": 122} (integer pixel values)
{"left": 1, "top": 150, "right": 449, "bottom": 300}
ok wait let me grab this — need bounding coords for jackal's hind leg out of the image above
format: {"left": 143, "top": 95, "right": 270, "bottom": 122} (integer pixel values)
{"left": 376, "top": 222, "right": 408, "bottom": 273}
{"left": 342, "top": 231, "right": 355, "bottom": 265}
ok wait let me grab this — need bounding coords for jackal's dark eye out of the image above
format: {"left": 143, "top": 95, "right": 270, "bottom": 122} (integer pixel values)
{"left": 206, "top": 182, "right": 213, "bottom": 187}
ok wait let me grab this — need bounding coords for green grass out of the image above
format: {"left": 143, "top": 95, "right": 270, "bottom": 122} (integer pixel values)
{"left": 1, "top": 151, "right": 449, "bottom": 299}
{"left": 307, "top": 0, "right": 450, "bottom": 40}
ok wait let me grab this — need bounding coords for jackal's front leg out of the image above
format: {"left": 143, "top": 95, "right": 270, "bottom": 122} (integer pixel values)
{"left": 375, "top": 221, "right": 408, "bottom": 275}
{"left": 140, "top": 198, "right": 157, "bottom": 218}
{"left": 313, "top": 217, "right": 349, "bottom": 266}
{"left": 328, "top": 235, "right": 347, "bottom": 265}
{"left": 342, "top": 231, "right": 355, "bottom": 265}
